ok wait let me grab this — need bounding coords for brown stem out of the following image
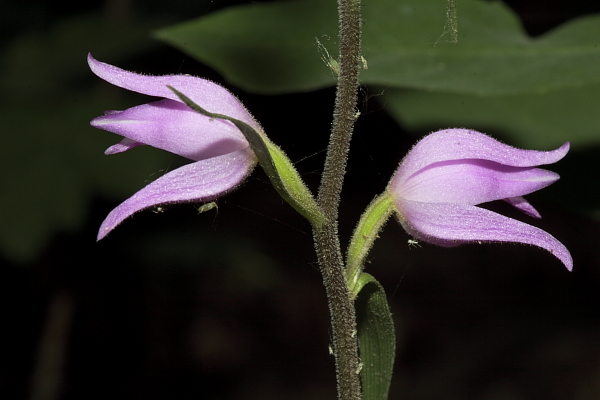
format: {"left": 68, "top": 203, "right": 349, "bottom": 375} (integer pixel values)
{"left": 313, "top": 0, "right": 363, "bottom": 399}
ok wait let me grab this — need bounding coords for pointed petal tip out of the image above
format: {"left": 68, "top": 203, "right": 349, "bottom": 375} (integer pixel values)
{"left": 89, "top": 116, "right": 101, "bottom": 128}
{"left": 553, "top": 141, "right": 570, "bottom": 161}
{"left": 87, "top": 52, "right": 102, "bottom": 73}
{"left": 563, "top": 255, "right": 573, "bottom": 272}
{"left": 87, "top": 53, "right": 109, "bottom": 72}
{"left": 96, "top": 227, "right": 110, "bottom": 241}
{"left": 90, "top": 114, "right": 120, "bottom": 130}
{"left": 103, "top": 138, "right": 144, "bottom": 155}
{"left": 550, "top": 241, "right": 573, "bottom": 271}
{"left": 504, "top": 197, "right": 542, "bottom": 219}
{"left": 538, "top": 238, "right": 572, "bottom": 271}
{"left": 97, "top": 207, "right": 126, "bottom": 241}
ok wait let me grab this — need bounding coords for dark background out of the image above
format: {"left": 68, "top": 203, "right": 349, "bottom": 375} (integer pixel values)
{"left": 3, "top": 1, "right": 600, "bottom": 399}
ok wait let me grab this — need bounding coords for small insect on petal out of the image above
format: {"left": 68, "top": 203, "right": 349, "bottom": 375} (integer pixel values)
{"left": 408, "top": 239, "right": 421, "bottom": 248}
{"left": 197, "top": 201, "right": 218, "bottom": 214}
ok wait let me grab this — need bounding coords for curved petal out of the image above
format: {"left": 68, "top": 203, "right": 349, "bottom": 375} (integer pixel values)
{"left": 97, "top": 148, "right": 256, "bottom": 240}
{"left": 391, "top": 129, "right": 569, "bottom": 189}
{"left": 105, "top": 138, "right": 144, "bottom": 155}
{"left": 504, "top": 196, "right": 541, "bottom": 218}
{"left": 88, "top": 54, "right": 262, "bottom": 133}
{"left": 399, "top": 158, "right": 560, "bottom": 205}
{"left": 395, "top": 199, "right": 572, "bottom": 270}
{"left": 92, "top": 99, "right": 249, "bottom": 161}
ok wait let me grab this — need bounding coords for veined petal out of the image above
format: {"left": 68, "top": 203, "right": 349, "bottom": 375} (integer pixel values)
{"left": 392, "top": 129, "right": 569, "bottom": 189}
{"left": 97, "top": 148, "right": 256, "bottom": 240}
{"left": 399, "top": 159, "right": 560, "bottom": 205}
{"left": 92, "top": 99, "right": 249, "bottom": 161}
{"left": 88, "top": 53, "right": 262, "bottom": 133}
{"left": 396, "top": 199, "right": 572, "bottom": 270}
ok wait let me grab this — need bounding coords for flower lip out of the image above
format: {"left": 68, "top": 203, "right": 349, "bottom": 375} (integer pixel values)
{"left": 388, "top": 129, "right": 571, "bottom": 270}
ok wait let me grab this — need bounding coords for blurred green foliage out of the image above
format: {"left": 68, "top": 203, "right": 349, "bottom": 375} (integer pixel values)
{"left": 0, "top": 8, "right": 187, "bottom": 262}
{"left": 156, "top": 0, "right": 339, "bottom": 94}
{"left": 158, "top": 0, "right": 600, "bottom": 96}
{"left": 383, "top": 84, "right": 600, "bottom": 150}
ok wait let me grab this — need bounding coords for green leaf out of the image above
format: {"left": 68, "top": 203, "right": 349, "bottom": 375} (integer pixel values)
{"left": 382, "top": 84, "right": 600, "bottom": 150}
{"left": 155, "top": 0, "right": 338, "bottom": 94}
{"left": 354, "top": 273, "right": 396, "bottom": 400}
{"left": 361, "top": 0, "right": 600, "bottom": 95}
{"left": 156, "top": 0, "right": 600, "bottom": 95}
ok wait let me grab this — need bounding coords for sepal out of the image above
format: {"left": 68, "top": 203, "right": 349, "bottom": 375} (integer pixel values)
{"left": 346, "top": 192, "right": 395, "bottom": 294}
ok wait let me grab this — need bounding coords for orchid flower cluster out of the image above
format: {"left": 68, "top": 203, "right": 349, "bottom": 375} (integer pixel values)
{"left": 89, "top": 54, "right": 572, "bottom": 271}
{"left": 89, "top": 47, "right": 572, "bottom": 400}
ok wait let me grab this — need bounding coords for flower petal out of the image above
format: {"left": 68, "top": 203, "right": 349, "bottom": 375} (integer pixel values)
{"left": 88, "top": 53, "right": 262, "bottom": 133}
{"left": 504, "top": 196, "right": 541, "bottom": 218}
{"left": 392, "top": 129, "right": 569, "bottom": 189}
{"left": 104, "top": 137, "right": 144, "bottom": 155}
{"left": 399, "top": 158, "right": 560, "bottom": 205}
{"left": 97, "top": 148, "right": 256, "bottom": 240}
{"left": 396, "top": 199, "right": 572, "bottom": 270}
{"left": 92, "top": 99, "right": 249, "bottom": 161}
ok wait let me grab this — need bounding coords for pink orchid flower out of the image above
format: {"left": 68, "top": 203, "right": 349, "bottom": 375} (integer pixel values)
{"left": 88, "top": 54, "right": 259, "bottom": 240}
{"left": 388, "top": 129, "right": 572, "bottom": 270}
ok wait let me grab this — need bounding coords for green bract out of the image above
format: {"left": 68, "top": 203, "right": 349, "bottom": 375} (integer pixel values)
{"left": 346, "top": 192, "right": 394, "bottom": 296}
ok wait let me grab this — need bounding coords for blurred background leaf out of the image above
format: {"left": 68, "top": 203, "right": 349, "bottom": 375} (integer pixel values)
{"left": 361, "top": 1, "right": 600, "bottom": 95}
{"left": 157, "top": 0, "right": 600, "bottom": 95}
{"left": 156, "top": 0, "right": 339, "bottom": 94}
{"left": 381, "top": 84, "right": 600, "bottom": 150}
{"left": 0, "top": 3, "right": 208, "bottom": 262}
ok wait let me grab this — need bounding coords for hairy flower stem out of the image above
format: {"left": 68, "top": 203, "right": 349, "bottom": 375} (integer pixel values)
{"left": 313, "top": 0, "right": 362, "bottom": 399}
